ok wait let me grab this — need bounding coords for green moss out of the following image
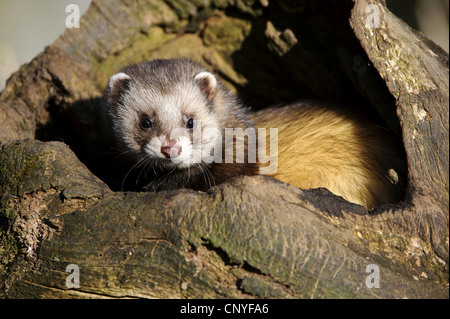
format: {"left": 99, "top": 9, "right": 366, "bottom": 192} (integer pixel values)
{"left": 211, "top": 0, "right": 233, "bottom": 8}
{"left": 0, "top": 202, "right": 21, "bottom": 280}
{"left": 371, "top": 29, "right": 436, "bottom": 97}
{"left": 0, "top": 209, "right": 17, "bottom": 224}
{"left": 164, "top": 0, "right": 197, "bottom": 19}
{"left": 151, "top": 33, "right": 206, "bottom": 60}
{"left": 0, "top": 144, "right": 48, "bottom": 279}
{"left": 0, "top": 147, "right": 46, "bottom": 198}
{"left": 0, "top": 229, "right": 20, "bottom": 272}
{"left": 202, "top": 14, "right": 251, "bottom": 57}
{"left": 91, "top": 11, "right": 253, "bottom": 97}
{"left": 93, "top": 26, "right": 178, "bottom": 90}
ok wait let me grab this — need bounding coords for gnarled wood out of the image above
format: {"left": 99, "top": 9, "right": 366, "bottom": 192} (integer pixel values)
{"left": 0, "top": 0, "right": 448, "bottom": 298}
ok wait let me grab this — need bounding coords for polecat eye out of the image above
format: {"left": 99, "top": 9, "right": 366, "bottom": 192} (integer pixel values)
{"left": 186, "top": 118, "right": 194, "bottom": 129}
{"left": 140, "top": 117, "right": 153, "bottom": 130}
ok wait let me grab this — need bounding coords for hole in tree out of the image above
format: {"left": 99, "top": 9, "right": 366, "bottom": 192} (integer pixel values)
{"left": 32, "top": 1, "right": 408, "bottom": 210}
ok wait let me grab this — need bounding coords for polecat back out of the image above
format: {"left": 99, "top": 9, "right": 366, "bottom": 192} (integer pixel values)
{"left": 252, "top": 102, "right": 406, "bottom": 210}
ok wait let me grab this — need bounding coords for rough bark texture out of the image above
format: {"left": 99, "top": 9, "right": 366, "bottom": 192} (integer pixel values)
{"left": 0, "top": 0, "right": 448, "bottom": 298}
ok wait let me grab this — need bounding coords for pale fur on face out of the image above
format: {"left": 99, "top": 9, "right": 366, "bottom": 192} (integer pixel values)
{"left": 108, "top": 70, "right": 222, "bottom": 169}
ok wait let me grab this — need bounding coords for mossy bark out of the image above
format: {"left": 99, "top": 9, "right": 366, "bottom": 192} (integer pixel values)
{"left": 0, "top": 0, "right": 448, "bottom": 298}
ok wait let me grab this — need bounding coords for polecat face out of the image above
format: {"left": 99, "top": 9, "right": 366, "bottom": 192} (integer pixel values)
{"left": 106, "top": 59, "right": 222, "bottom": 170}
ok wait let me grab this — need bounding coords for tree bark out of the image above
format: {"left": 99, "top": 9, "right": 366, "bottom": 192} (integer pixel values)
{"left": 0, "top": 0, "right": 448, "bottom": 298}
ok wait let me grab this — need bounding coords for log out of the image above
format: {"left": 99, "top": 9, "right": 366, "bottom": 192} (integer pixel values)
{"left": 0, "top": 0, "right": 448, "bottom": 299}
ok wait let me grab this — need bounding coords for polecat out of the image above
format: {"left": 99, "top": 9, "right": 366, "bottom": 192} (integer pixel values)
{"left": 104, "top": 58, "right": 405, "bottom": 210}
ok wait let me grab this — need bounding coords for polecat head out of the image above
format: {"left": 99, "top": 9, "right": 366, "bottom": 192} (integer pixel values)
{"left": 105, "top": 59, "right": 223, "bottom": 170}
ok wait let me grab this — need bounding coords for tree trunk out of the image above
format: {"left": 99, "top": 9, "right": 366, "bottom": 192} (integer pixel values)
{"left": 0, "top": 0, "right": 448, "bottom": 298}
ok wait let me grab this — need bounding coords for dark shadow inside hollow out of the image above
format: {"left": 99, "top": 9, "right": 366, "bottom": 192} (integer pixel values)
{"left": 33, "top": 0, "right": 408, "bottom": 208}
{"left": 34, "top": 96, "right": 121, "bottom": 189}
{"left": 227, "top": 1, "right": 403, "bottom": 134}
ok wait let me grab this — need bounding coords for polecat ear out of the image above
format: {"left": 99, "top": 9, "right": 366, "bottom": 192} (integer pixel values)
{"left": 194, "top": 71, "right": 217, "bottom": 103}
{"left": 107, "top": 72, "right": 131, "bottom": 107}
{"left": 108, "top": 72, "right": 131, "bottom": 90}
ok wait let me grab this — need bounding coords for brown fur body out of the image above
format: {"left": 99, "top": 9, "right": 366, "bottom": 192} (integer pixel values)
{"left": 252, "top": 102, "right": 406, "bottom": 210}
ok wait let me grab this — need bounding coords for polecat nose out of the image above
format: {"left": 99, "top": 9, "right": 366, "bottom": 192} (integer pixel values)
{"left": 161, "top": 141, "right": 182, "bottom": 158}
